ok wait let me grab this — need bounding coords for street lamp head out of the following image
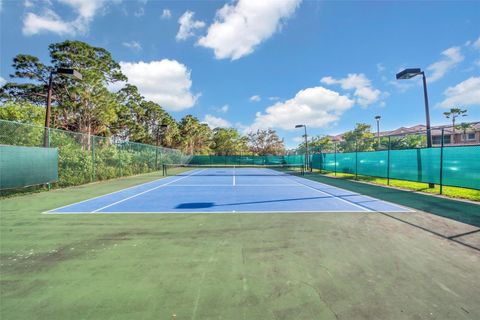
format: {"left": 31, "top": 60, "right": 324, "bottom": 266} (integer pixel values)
{"left": 396, "top": 68, "right": 422, "bottom": 80}
{"left": 375, "top": 115, "right": 381, "bottom": 121}
{"left": 295, "top": 124, "right": 305, "bottom": 128}
{"left": 56, "top": 68, "right": 82, "bottom": 80}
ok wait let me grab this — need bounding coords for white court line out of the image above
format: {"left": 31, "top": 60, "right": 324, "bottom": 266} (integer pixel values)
{"left": 90, "top": 169, "right": 207, "bottom": 213}
{"left": 233, "top": 167, "right": 236, "bottom": 186}
{"left": 164, "top": 184, "right": 300, "bottom": 187}
{"left": 293, "top": 179, "right": 372, "bottom": 212}
{"left": 44, "top": 171, "right": 197, "bottom": 213}
{"left": 45, "top": 210, "right": 376, "bottom": 215}
{"left": 295, "top": 177, "right": 415, "bottom": 213}
{"left": 264, "top": 168, "right": 373, "bottom": 212}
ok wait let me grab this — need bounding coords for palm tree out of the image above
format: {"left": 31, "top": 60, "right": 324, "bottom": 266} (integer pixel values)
{"left": 456, "top": 122, "right": 472, "bottom": 142}
{"left": 443, "top": 107, "right": 467, "bottom": 144}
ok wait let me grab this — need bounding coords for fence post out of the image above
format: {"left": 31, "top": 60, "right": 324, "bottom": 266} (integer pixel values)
{"left": 334, "top": 142, "right": 337, "bottom": 176}
{"left": 387, "top": 136, "right": 391, "bottom": 186}
{"left": 47, "top": 127, "right": 51, "bottom": 190}
{"left": 355, "top": 139, "right": 358, "bottom": 180}
{"left": 91, "top": 135, "right": 96, "bottom": 182}
{"left": 118, "top": 139, "right": 123, "bottom": 177}
{"left": 439, "top": 128, "right": 444, "bottom": 195}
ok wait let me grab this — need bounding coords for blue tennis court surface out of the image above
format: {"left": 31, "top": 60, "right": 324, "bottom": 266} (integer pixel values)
{"left": 47, "top": 168, "right": 413, "bottom": 214}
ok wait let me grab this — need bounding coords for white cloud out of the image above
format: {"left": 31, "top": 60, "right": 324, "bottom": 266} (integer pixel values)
{"left": 247, "top": 86, "right": 354, "bottom": 132}
{"left": 176, "top": 11, "right": 205, "bottom": 41}
{"left": 388, "top": 79, "right": 414, "bottom": 93}
{"left": 203, "top": 114, "right": 231, "bottom": 129}
{"left": 249, "top": 95, "right": 261, "bottom": 102}
{"left": 59, "top": 0, "right": 105, "bottom": 18}
{"left": 268, "top": 96, "right": 280, "bottom": 101}
{"left": 218, "top": 104, "right": 229, "bottom": 113}
{"left": 22, "top": 0, "right": 111, "bottom": 36}
{"left": 292, "top": 136, "right": 304, "bottom": 143}
{"left": 23, "top": 9, "right": 74, "bottom": 35}
{"left": 321, "top": 73, "right": 381, "bottom": 107}
{"left": 376, "top": 63, "right": 385, "bottom": 73}
{"left": 197, "top": 0, "right": 301, "bottom": 60}
{"left": 438, "top": 77, "right": 480, "bottom": 108}
{"left": 24, "top": 0, "right": 34, "bottom": 8}
{"left": 473, "top": 36, "right": 480, "bottom": 50}
{"left": 122, "top": 41, "right": 142, "bottom": 52}
{"left": 427, "top": 47, "right": 464, "bottom": 82}
{"left": 119, "top": 59, "right": 199, "bottom": 111}
{"left": 0, "top": 76, "right": 6, "bottom": 86}
{"left": 161, "top": 8, "right": 171, "bottom": 19}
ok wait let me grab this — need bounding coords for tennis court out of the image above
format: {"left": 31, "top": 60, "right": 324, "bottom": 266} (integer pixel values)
{"left": 47, "top": 166, "right": 412, "bottom": 214}
{"left": 3, "top": 168, "right": 479, "bottom": 320}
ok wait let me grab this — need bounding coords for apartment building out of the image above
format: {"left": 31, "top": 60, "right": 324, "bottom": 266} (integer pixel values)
{"left": 329, "top": 122, "right": 480, "bottom": 146}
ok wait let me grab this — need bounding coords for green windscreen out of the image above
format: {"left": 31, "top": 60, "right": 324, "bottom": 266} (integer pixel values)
{"left": 389, "top": 148, "right": 441, "bottom": 184}
{"left": 309, "top": 145, "right": 480, "bottom": 190}
{"left": 189, "top": 155, "right": 305, "bottom": 166}
{"left": 442, "top": 146, "right": 480, "bottom": 189}
{"left": 0, "top": 145, "right": 58, "bottom": 189}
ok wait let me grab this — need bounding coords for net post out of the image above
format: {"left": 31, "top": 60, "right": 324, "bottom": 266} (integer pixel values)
{"left": 387, "top": 136, "right": 391, "bottom": 185}
{"left": 439, "top": 128, "right": 444, "bottom": 195}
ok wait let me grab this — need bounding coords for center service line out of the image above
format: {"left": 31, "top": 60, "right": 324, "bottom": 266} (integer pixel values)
{"left": 233, "top": 167, "right": 236, "bottom": 186}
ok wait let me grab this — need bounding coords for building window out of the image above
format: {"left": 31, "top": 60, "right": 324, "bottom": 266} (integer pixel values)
{"left": 465, "top": 133, "right": 476, "bottom": 141}
{"left": 433, "top": 135, "right": 451, "bottom": 144}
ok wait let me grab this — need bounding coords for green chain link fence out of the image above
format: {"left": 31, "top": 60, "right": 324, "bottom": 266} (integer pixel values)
{"left": 0, "top": 119, "right": 190, "bottom": 190}
{"left": 309, "top": 132, "right": 480, "bottom": 192}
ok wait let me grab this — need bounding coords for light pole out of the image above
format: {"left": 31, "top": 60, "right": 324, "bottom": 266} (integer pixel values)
{"left": 44, "top": 68, "right": 82, "bottom": 147}
{"left": 295, "top": 124, "right": 309, "bottom": 171}
{"left": 396, "top": 68, "right": 434, "bottom": 188}
{"left": 396, "top": 68, "right": 432, "bottom": 148}
{"left": 375, "top": 115, "right": 381, "bottom": 149}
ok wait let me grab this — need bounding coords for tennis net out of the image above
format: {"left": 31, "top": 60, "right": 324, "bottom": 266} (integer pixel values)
{"left": 162, "top": 164, "right": 305, "bottom": 176}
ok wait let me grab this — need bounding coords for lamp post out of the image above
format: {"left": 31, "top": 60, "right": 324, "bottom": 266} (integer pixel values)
{"left": 395, "top": 68, "right": 432, "bottom": 148}
{"left": 375, "top": 115, "right": 381, "bottom": 149}
{"left": 396, "top": 68, "right": 434, "bottom": 188}
{"left": 44, "top": 68, "right": 82, "bottom": 147}
{"left": 295, "top": 124, "right": 309, "bottom": 171}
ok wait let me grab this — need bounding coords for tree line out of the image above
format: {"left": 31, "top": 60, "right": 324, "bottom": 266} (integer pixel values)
{"left": 295, "top": 123, "right": 427, "bottom": 153}
{"left": 0, "top": 40, "right": 285, "bottom": 156}
{"left": 297, "top": 106, "right": 472, "bottom": 154}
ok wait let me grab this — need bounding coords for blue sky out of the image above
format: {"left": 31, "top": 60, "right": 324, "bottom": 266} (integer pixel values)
{"left": 1, "top": 0, "right": 479, "bottom": 148}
